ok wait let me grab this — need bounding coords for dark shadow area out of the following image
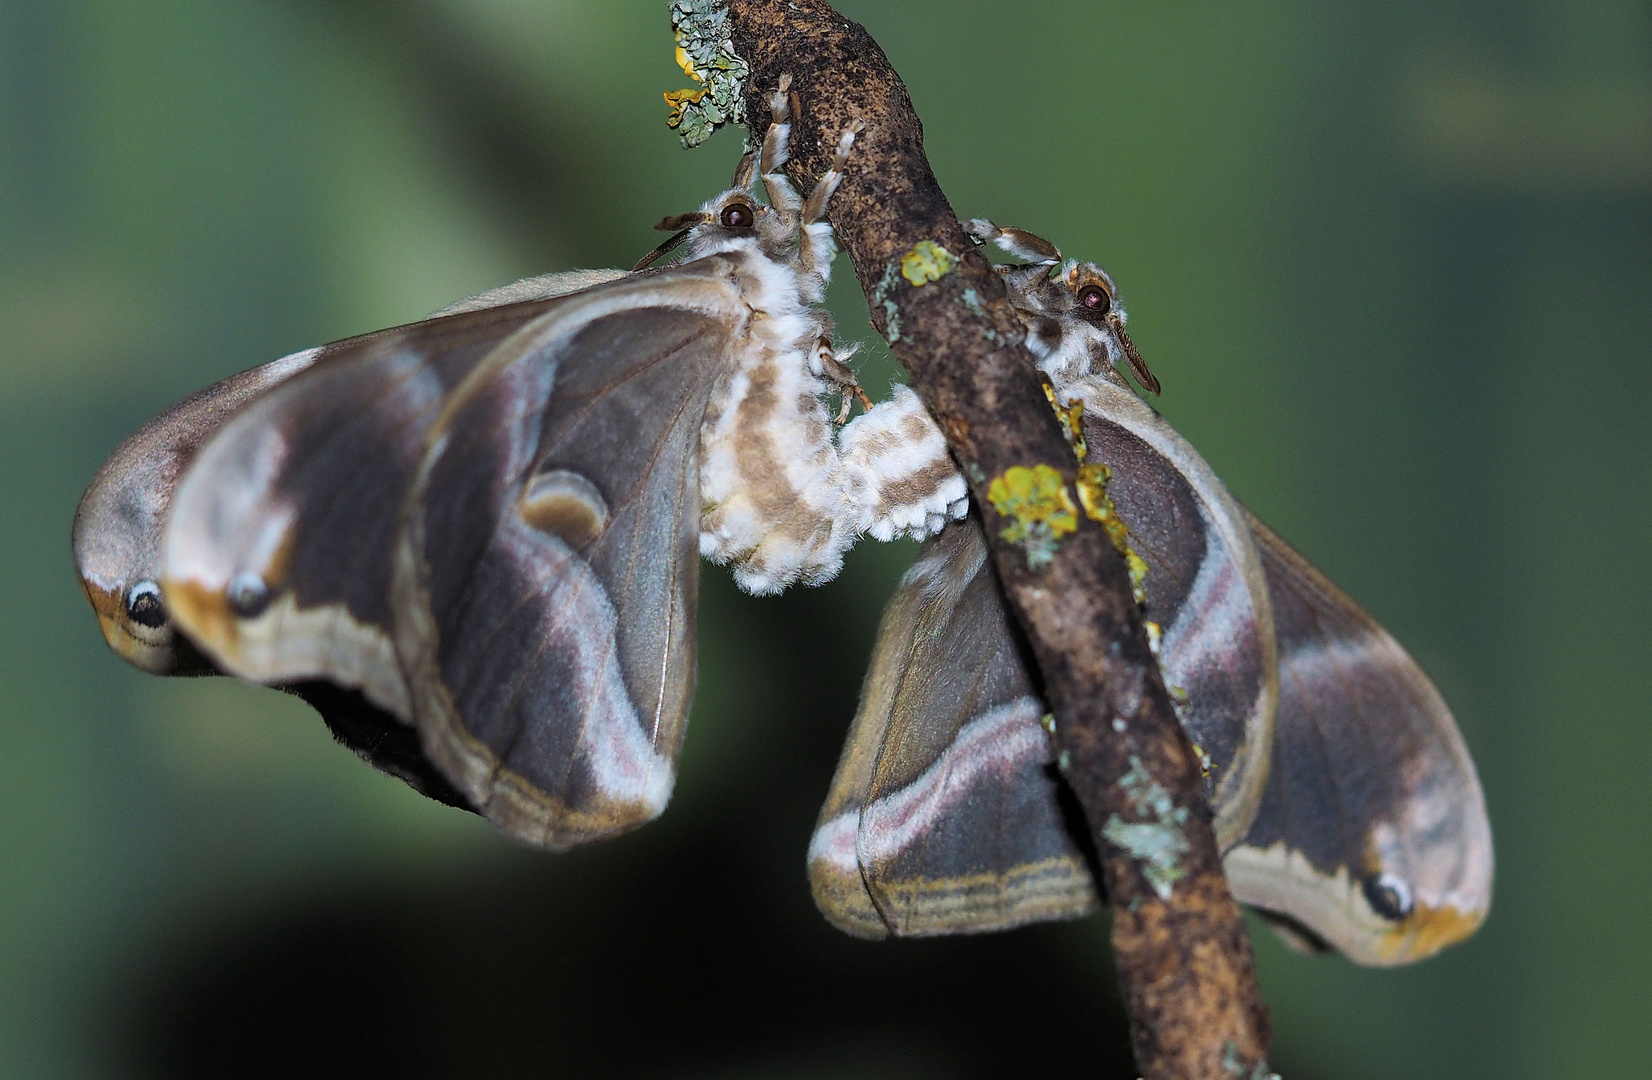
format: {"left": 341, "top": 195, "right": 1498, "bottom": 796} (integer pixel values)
{"left": 113, "top": 847, "right": 1139, "bottom": 1079}
{"left": 106, "top": 578, "right": 1148, "bottom": 1079}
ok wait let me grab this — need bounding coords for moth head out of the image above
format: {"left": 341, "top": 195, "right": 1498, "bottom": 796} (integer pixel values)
{"left": 637, "top": 154, "right": 796, "bottom": 272}
{"left": 974, "top": 228, "right": 1160, "bottom": 395}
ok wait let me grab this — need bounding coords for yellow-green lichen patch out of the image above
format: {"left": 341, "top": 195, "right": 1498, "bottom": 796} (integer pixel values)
{"left": 986, "top": 464, "right": 1078, "bottom": 570}
{"left": 1100, "top": 755, "right": 1191, "bottom": 901}
{"left": 666, "top": 0, "right": 748, "bottom": 148}
{"left": 1075, "top": 462, "right": 1147, "bottom": 603}
{"left": 899, "top": 240, "right": 956, "bottom": 286}
{"left": 1043, "top": 383, "right": 1087, "bottom": 461}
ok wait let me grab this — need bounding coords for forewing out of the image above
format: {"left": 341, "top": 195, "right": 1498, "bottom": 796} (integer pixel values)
{"left": 1224, "top": 514, "right": 1492, "bottom": 964}
{"left": 811, "top": 376, "right": 1277, "bottom": 936}
{"left": 1072, "top": 376, "right": 1277, "bottom": 833}
{"left": 72, "top": 345, "right": 473, "bottom": 808}
{"left": 392, "top": 272, "right": 745, "bottom": 849}
{"left": 159, "top": 296, "right": 597, "bottom": 719}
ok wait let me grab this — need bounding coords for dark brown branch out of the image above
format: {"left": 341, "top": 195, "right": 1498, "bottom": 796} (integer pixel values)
{"left": 721, "top": 3, "right": 1272, "bottom": 1076}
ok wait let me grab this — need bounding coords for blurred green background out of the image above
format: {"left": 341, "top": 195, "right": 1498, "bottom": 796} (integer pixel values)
{"left": 3, "top": 1, "right": 1648, "bottom": 1076}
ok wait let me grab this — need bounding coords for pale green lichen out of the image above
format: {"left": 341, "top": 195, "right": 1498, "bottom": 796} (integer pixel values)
{"left": 1101, "top": 755, "right": 1190, "bottom": 900}
{"left": 899, "top": 240, "right": 956, "bottom": 285}
{"left": 959, "top": 287, "right": 998, "bottom": 340}
{"left": 986, "top": 464, "right": 1078, "bottom": 570}
{"left": 872, "top": 262, "right": 903, "bottom": 343}
{"left": 1222, "top": 1041, "right": 1282, "bottom": 1080}
{"left": 666, "top": 0, "right": 748, "bottom": 148}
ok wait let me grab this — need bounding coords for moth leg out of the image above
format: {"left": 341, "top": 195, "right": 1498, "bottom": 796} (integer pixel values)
{"left": 760, "top": 75, "right": 801, "bottom": 215}
{"left": 796, "top": 119, "right": 865, "bottom": 301}
{"left": 800, "top": 120, "right": 864, "bottom": 227}
{"left": 730, "top": 149, "right": 758, "bottom": 192}
{"left": 964, "top": 218, "right": 1062, "bottom": 265}
{"left": 816, "top": 336, "right": 872, "bottom": 422}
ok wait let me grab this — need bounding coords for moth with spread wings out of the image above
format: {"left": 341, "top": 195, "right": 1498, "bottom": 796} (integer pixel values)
{"left": 74, "top": 80, "right": 964, "bottom": 850}
{"left": 809, "top": 222, "right": 1493, "bottom": 966}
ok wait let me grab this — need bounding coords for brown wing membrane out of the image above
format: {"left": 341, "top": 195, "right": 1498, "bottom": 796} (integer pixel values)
{"left": 1224, "top": 514, "right": 1492, "bottom": 964}
{"left": 810, "top": 375, "right": 1276, "bottom": 937}
{"left": 160, "top": 295, "right": 619, "bottom": 719}
{"left": 74, "top": 348, "right": 476, "bottom": 810}
{"left": 392, "top": 273, "right": 746, "bottom": 849}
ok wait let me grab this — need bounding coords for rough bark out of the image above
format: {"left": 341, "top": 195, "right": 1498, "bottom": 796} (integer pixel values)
{"left": 719, "top": 3, "right": 1273, "bottom": 1076}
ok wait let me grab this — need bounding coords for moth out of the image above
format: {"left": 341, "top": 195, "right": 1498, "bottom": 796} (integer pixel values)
{"left": 74, "top": 77, "right": 965, "bottom": 849}
{"left": 74, "top": 78, "right": 1489, "bottom": 964}
{"left": 808, "top": 222, "right": 1493, "bottom": 965}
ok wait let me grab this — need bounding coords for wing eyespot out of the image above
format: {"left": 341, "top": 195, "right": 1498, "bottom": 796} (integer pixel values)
{"left": 520, "top": 469, "right": 609, "bottom": 549}
{"left": 227, "top": 571, "right": 272, "bottom": 619}
{"left": 1363, "top": 871, "right": 1415, "bottom": 921}
{"left": 125, "top": 580, "right": 168, "bottom": 629}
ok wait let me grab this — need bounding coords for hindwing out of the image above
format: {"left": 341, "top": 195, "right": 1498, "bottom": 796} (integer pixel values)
{"left": 391, "top": 270, "right": 748, "bottom": 848}
{"left": 810, "top": 375, "right": 1277, "bottom": 937}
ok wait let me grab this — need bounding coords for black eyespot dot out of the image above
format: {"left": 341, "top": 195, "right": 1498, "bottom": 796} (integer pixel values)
{"left": 720, "top": 203, "right": 754, "bottom": 229}
{"left": 1077, "top": 284, "right": 1111, "bottom": 313}
{"left": 227, "top": 571, "right": 272, "bottom": 619}
{"left": 125, "top": 580, "right": 167, "bottom": 629}
{"left": 1362, "top": 872, "right": 1415, "bottom": 921}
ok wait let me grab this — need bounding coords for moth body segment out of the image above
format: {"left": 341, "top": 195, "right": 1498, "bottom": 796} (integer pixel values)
{"left": 838, "top": 385, "right": 969, "bottom": 542}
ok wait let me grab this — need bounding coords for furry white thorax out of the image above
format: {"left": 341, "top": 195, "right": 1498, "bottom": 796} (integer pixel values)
{"left": 687, "top": 201, "right": 1160, "bottom": 594}
{"left": 680, "top": 84, "right": 967, "bottom": 595}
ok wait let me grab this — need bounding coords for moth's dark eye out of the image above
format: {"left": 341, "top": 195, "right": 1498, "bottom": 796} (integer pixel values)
{"left": 227, "top": 571, "right": 272, "bottom": 619}
{"left": 125, "top": 580, "right": 167, "bottom": 629}
{"left": 1362, "top": 872, "right": 1415, "bottom": 921}
{"left": 1077, "top": 284, "right": 1111, "bottom": 314}
{"left": 720, "top": 203, "right": 755, "bottom": 229}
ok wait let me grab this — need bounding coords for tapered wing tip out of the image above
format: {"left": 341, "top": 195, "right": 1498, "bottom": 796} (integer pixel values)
{"left": 1373, "top": 899, "right": 1489, "bottom": 964}
{"left": 80, "top": 577, "right": 162, "bottom": 674}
